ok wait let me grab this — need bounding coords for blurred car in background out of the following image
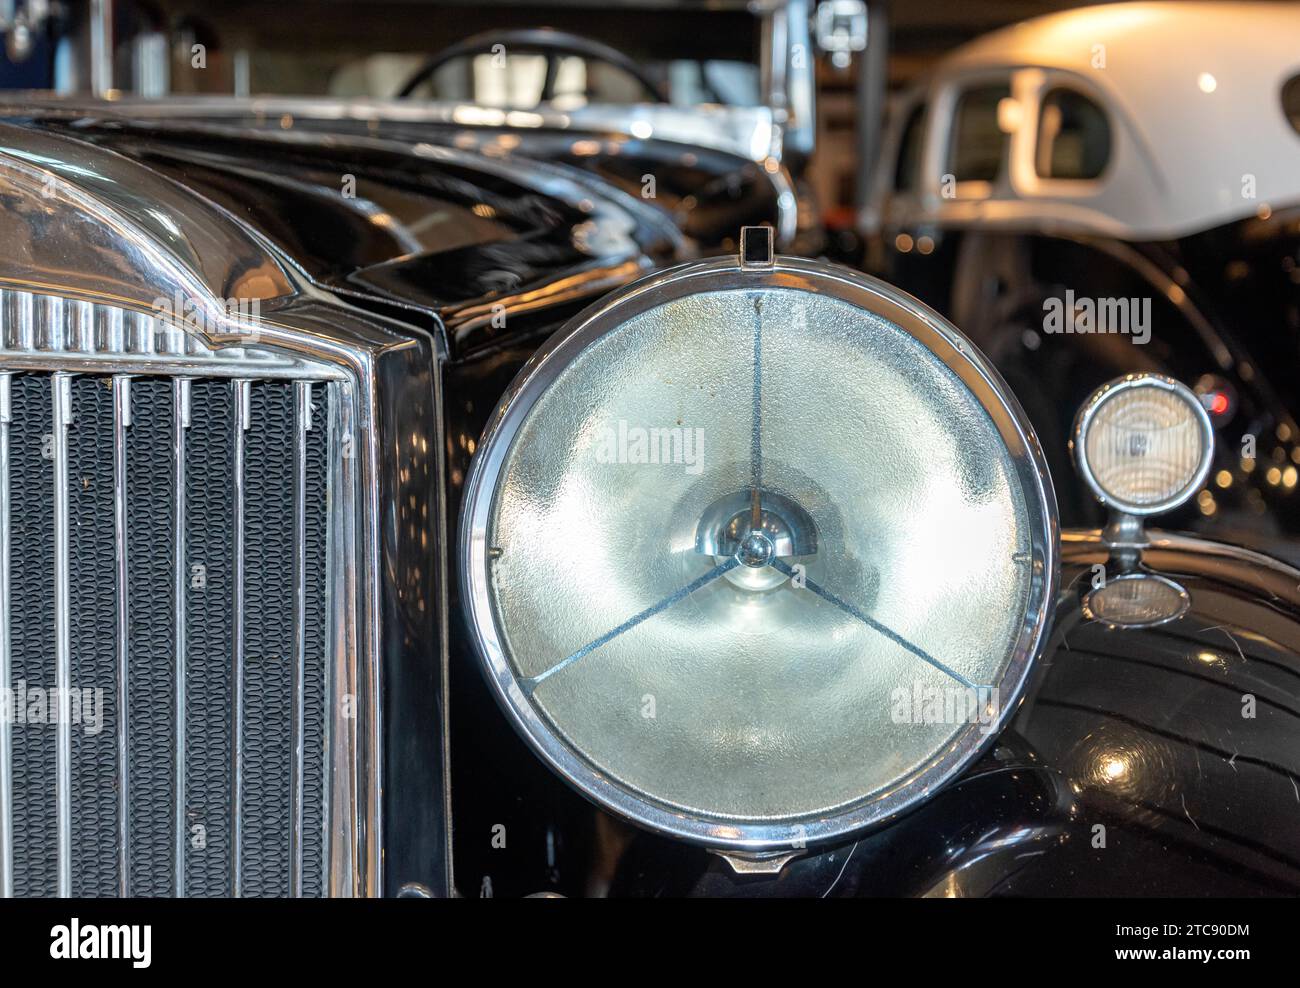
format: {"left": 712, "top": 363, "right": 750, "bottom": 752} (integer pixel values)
{"left": 863, "top": 1, "right": 1300, "bottom": 559}
{"left": 0, "top": 0, "right": 854, "bottom": 253}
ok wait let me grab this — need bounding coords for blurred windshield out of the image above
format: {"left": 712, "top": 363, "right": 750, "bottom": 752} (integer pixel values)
{"left": 158, "top": 1, "right": 765, "bottom": 104}
{"left": 330, "top": 51, "right": 761, "bottom": 107}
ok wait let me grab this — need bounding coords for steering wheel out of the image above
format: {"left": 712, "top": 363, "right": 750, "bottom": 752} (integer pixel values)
{"left": 396, "top": 27, "right": 669, "bottom": 104}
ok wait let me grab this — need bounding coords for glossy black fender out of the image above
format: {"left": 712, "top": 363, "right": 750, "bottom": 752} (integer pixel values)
{"left": 609, "top": 532, "right": 1300, "bottom": 896}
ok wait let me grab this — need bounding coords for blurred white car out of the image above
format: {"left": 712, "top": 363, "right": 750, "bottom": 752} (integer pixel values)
{"left": 864, "top": 1, "right": 1300, "bottom": 552}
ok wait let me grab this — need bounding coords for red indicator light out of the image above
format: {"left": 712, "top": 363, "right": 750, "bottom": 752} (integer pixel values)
{"left": 1208, "top": 392, "right": 1230, "bottom": 416}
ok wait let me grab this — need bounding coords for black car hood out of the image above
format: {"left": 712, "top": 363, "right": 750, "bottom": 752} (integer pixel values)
{"left": 12, "top": 111, "right": 687, "bottom": 354}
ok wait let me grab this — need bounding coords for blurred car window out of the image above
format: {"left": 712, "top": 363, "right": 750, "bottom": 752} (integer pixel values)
{"left": 1285, "top": 74, "right": 1300, "bottom": 136}
{"left": 1035, "top": 87, "right": 1110, "bottom": 180}
{"left": 894, "top": 104, "right": 925, "bottom": 192}
{"left": 667, "top": 61, "right": 761, "bottom": 107}
{"left": 334, "top": 51, "right": 759, "bottom": 107}
{"left": 949, "top": 83, "right": 1011, "bottom": 183}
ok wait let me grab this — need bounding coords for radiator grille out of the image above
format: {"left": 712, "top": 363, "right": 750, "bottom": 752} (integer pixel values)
{"left": 0, "top": 370, "right": 334, "bottom": 897}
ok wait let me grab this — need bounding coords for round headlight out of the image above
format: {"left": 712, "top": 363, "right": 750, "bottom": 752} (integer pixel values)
{"left": 1073, "top": 374, "right": 1213, "bottom": 516}
{"left": 461, "top": 255, "right": 1057, "bottom": 851}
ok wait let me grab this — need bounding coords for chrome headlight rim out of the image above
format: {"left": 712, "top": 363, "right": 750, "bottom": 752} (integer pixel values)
{"left": 1072, "top": 373, "right": 1215, "bottom": 517}
{"left": 460, "top": 255, "right": 1060, "bottom": 851}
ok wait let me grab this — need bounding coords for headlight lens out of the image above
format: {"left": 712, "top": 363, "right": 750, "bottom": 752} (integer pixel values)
{"left": 1074, "top": 375, "right": 1213, "bottom": 515}
{"left": 1082, "top": 572, "right": 1190, "bottom": 629}
{"left": 462, "top": 257, "right": 1057, "bottom": 849}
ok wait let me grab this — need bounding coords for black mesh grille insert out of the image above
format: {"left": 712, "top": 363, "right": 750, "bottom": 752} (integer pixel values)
{"left": 184, "top": 381, "right": 235, "bottom": 897}
{"left": 241, "top": 382, "right": 295, "bottom": 897}
{"left": 67, "top": 377, "right": 120, "bottom": 896}
{"left": 301, "top": 392, "right": 329, "bottom": 897}
{"left": 125, "top": 379, "right": 176, "bottom": 896}
{"left": 2, "top": 374, "right": 332, "bottom": 897}
{"left": 8, "top": 375, "right": 56, "bottom": 897}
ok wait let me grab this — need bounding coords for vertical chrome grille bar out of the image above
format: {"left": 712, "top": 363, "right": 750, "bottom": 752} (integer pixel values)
{"left": 326, "top": 381, "right": 360, "bottom": 896}
{"left": 50, "top": 373, "right": 73, "bottom": 898}
{"left": 13, "top": 294, "right": 33, "bottom": 351}
{"left": 322, "top": 382, "right": 338, "bottom": 891}
{"left": 230, "top": 379, "right": 249, "bottom": 897}
{"left": 0, "top": 373, "right": 13, "bottom": 898}
{"left": 290, "top": 382, "right": 309, "bottom": 896}
{"left": 112, "top": 376, "right": 131, "bottom": 896}
{"left": 172, "top": 378, "right": 190, "bottom": 897}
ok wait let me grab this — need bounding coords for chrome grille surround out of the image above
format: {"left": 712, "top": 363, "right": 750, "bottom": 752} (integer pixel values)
{"left": 0, "top": 120, "right": 450, "bottom": 897}
{"left": 0, "top": 290, "right": 359, "bottom": 896}
{"left": 0, "top": 290, "right": 331, "bottom": 379}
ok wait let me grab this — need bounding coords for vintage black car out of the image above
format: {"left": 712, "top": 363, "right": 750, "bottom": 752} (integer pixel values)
{"left": 0, "top": 1, "right": 1298, "bottom": 900}
{"left": 0, "top": 100, "right": 1297, "bottom": 900}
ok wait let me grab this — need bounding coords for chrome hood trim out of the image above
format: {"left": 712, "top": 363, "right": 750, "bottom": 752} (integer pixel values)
{"left": 4, "top": 94, "right": 783, "bottom": 166}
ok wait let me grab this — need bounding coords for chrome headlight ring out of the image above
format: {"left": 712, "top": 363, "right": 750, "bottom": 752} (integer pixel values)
{"left": 461, "top": 253, "right": 1059, "bottom": 852}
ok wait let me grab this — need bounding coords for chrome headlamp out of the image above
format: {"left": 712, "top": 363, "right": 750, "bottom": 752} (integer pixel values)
{"left": 1072, "top": 373, "right": 1214, "bottom": 628}
{"left": 461, "top": 235, "right": 1058, "bottom": 852}
{"left": 1072, "top": 374, "right": 1214, "bottom": 517}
